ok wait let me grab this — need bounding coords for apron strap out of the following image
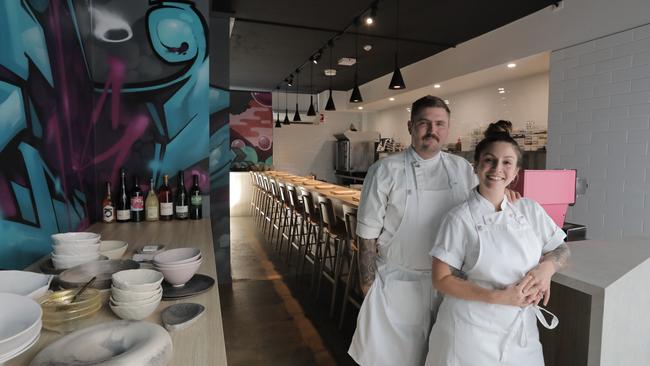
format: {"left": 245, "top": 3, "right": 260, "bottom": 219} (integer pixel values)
{"left": 499, "top": 305, "right": 559, "bottom": 362}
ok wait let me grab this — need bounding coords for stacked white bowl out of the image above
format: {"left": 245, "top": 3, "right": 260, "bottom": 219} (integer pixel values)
{"left": 110, "top": 269, "right": 163, "bottom": 320}
{"left": 153, "top": 248, "right": 203, "bottom": 287}
{"left": 51, "top": 232, "right": 101, "bottom": 269}
{"left": 0, "top": 293, "right": 42, "bottom": 363}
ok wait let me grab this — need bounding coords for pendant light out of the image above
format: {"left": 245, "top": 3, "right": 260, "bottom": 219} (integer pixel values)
{"left": 325, "top": 41, "right": 336, "bottom": 111}
{"left": 274, "top": 87, "right": 282, "bottom": 128}
{"left": 283, "top": 84, "right": 290, "bottom": 125}
{"left": 388, "top": 0, "right": 406, "bottom": 90}
{"left": 350, "top": 18, "right": 363, "bottom": 103}
{"left": 307, "top": 62, "right": 317, "bottom": 116}
{"left": 293, "top": 70, "right": 302, "bottom": 122}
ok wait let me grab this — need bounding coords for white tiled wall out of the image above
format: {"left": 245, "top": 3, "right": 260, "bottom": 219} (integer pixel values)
{"left": 548, "top": 24, "right": 650, "bottom": 240}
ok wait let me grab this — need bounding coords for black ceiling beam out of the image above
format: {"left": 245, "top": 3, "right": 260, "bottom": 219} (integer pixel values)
{"left": 234, "top": 17, "right": 455, "bottom": 48}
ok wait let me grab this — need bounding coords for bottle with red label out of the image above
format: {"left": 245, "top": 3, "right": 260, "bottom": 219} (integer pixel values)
{"left": 130, "top": 175, "right": 144, "bottom": 222}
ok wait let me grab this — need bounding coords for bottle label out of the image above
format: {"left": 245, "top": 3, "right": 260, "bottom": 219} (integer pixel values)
{"left": 117, "top": 209, "right": 131, "bottom": 221}
{"left": 160, "top": 202, "right": 173, "bottom": 216}
{"left": 131, "top": 197, "right": 144, "bottom": 211}
{"left": 191, "top": 195, "right": 202, "bottom": 206}
{"left": 176, "top": 205, "right": 188, "bottom": 217}
{"left": 146, "top": 207, "right": 159, "bottom": 220}
{"left": 103, "top": 206, "right": 115, "bottom": 222}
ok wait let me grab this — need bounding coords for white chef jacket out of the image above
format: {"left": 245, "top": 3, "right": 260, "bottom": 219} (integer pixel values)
{"left": 430, "top": 189, "right": 567, "bottom": 272}
{"left": 357, "top": 146, "right": 478, "bottom": 249}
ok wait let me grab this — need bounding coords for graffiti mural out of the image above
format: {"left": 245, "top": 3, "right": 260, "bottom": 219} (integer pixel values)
{"left": 230, "top": 91, "right": 273, "bottom": 171}
{"left": 0, "top": 0, "right": 210, "bottom": 269}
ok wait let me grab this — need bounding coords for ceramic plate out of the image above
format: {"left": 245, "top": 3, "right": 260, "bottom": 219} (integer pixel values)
{"left": 161, "top": 274, "right": 215, "bottom": 300}
{"left": 0, "top": 271, "right": 53, "bottom": 299}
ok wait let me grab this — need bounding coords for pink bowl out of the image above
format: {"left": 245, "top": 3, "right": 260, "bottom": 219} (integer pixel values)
{"left": 153, "top": 248, "right": 201, "bottom": 265}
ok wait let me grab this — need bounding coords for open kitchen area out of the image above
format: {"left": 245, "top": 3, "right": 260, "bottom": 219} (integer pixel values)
{"left": 2, "top": 1, "right": 650, "bottom": 366}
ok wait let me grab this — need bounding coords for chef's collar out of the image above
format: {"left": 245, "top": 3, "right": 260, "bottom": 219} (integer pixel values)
{"left": 473, "top": 187, "right": 510, "bottom": 211}
{"left": 408, "top": 145, "right": 441, "bottom": 165}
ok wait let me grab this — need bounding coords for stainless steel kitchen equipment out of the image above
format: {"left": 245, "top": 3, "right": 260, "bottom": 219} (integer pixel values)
{"left": 334, "top": 131, "right": 380, "bottom": 174}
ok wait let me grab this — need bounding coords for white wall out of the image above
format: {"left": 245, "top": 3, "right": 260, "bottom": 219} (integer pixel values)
{"left": 272, "top": 110, "right": 362, "bottom": 183}
{"left": 548, "top": 23, "right": 650, "bottom": 240}
{"left": 364, "top": 73, "right": 549, "bottom": 149}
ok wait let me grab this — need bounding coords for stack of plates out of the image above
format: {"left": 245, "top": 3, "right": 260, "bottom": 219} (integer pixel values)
{"left": 0, "top": 293, "right": 42, "bottom": 363}
{"left": 51, "top": 232, "right": 102, "bottom": 269}
{"left": 40, "top": 289, "right": 102, "bottom": 333}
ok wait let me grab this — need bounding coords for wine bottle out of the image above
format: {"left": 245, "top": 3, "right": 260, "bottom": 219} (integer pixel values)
{"left": 116, "top": 169, "right": 131, "bottom": 223}
{"left": 145, "top": 178, "right": 159, "bottom": 221}
{"left": 189, "top": 174, "right": 202, "bottom": 220}
{"left": 159, "top": 174, "right": 173, "bottom": 221}
{"left": 130, "top": 175, "right": 144, "bottom": 222}
{"left": 175, "top": 171, "right": 188, "bottom": 220}
{"left": 102, "top": 181, "right": 115, "bottom": 223}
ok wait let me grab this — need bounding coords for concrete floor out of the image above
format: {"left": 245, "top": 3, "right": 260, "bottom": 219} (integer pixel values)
{"left": 220, "top": 216, "right": 359, "bottom": 366}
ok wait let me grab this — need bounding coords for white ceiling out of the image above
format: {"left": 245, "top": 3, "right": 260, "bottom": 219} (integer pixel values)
{"left": 356, "top": 51, "right": 550, "bottom": 111}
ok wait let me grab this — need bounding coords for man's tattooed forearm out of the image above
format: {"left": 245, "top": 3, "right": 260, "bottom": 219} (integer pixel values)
{"left": 358, "top": 238, "right": 378, "bottom": 291}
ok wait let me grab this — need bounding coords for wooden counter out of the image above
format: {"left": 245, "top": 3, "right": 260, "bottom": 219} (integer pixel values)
{"left": 264, "top": 171, "right": 361, "bottom": 208}
{"left": 8, "top": 219, "right": 228, "bottom": 366}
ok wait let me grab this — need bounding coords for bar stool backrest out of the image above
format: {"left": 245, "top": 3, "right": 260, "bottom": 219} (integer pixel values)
{"left": 299, "top": 187, "right": 316, "bottom": 219}
{"left": 286, "top": 185, "right": 300, "bottom": 209}
{"left": 269, "top": 178, "right": 279, "bottom": 197}
{"left": 277, "top": 181, "right": 288, "bottom": 203}
{"left": 262, "top": 175, "right": 270, "bottom": 193}
{"left": 342, "top": 204, "right": 358, "bottom": 244}
{"left": 317, "top": 195, "right": 336, "bottom": 229}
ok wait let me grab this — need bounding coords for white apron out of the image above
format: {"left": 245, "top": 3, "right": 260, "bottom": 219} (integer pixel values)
{"left": 425, "top": 195, "right": 558, "bottom": 366}
{"left": 349, "top": 152, "right": 463, "bottom": 366}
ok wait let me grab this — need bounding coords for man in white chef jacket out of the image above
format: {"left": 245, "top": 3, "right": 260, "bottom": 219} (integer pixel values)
{"left": 348, "top": 95, "right": 478, "bottom": 366}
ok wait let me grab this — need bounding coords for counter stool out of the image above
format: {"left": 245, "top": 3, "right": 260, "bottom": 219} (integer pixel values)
{"left": 273, "top": 182, "right": 293, "bottom": 252}
{"left": 316, "top": 195, "right": 349, "bottom": 318}
{"left": 264, "top": 178, "right": 283, "bottom": 244}
{"left": 297, "top": 187, "right": 323, "bottom": 290}
{"left": 284, "top": 184, "right": 305, "bottom": 264}
{"left": 339, "top": 205, "right": 362, "bottom": 329}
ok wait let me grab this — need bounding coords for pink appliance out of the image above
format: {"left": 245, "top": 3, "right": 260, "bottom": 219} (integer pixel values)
{"left": 511, "top": 170, "right": 576, "bottom": 227}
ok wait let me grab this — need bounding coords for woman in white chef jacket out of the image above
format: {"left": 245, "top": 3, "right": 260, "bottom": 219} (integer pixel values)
{"left": 425, "top": 123, "right": 570, "bottom": 366}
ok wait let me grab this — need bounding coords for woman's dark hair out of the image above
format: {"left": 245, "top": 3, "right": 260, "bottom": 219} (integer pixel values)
{"left": 474, "top": 120, "right": 523, "bottom": 167}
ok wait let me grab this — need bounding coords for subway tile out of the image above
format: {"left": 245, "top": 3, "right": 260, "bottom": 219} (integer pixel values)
{"left": 556, "top": 100, "right": 578, "bottom": 113}
{"left": 578, "top": 118, "right": 609, "bottom": 132}
{"left": 566, "top": 64, "right": 596, "bottom": 79}
{"left": 591, "top": 130, "right": 627, "bottom": 145}
{"left": 579, "top": 48, "right": 613, "bottom": 65}
{"left": 550, "top": 49, "right": 567, "bottom": 63}
{"left": 608, "top": 142, "right": 647, "bottom": 159}
{"left": 577, "top": 96, "right": 611, "bottom": 111}
{"left": 631, "top": 76, "right": 650, "bottom": 92}
{"left": 549, "top": 68, "right": 565, "bottom": 83}
{"left": 612, "top": 63, "right": 650, "bottom": 82}
{"left": 564, "top": 41, "right": 596, "bottom": 58}
{"left": 595, "top": 55, "right": 633, "bottom": 73}
{"left": 594, "top": 80, "right": 631, "bottom": 96}
{"left": 609, "top": 116, "right": 650, "bottom": 130}
{"left": 560, "top": 132, "right": 591, "bottom": 146}
{"left": 633, "top": 50, "right": 650, "bottom": 66}
{"left": 576, "top": 72, "right": 612, "bottom": 89}
{"left": 634, "top": 24, "right": 650, "bottom": 41}
{"left": 553, "top": 56, "right": 579, "bottom": 70}
{"left": 563, "top": 87, "right": 594, "bottom": 102}
{"left": 611, "top": 91, "right": 650, "bottom": 106}
{"left": 564, "top": 110, "right": 592, "bottom": 123}
{"left": 591, "top": 105, "right": 629, "bottom": 122}
{"left": 612, "top": 37, "right": 650, "bottom": 58}
{"left": 560, "top": 78, "right": 579, "bottom": 91}
{"left": 629, "top": 103, "right": 650, "bottom": 116}
{"left": 595, "top": 29, "right": 635, "bottom": 50}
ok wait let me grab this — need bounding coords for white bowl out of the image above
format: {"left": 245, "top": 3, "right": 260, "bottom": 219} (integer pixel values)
{"left": 51, "top": 232, "right": 101, "bottom": 246}
{"left": 155, "top": 259, "right": 202, "bottom": 287}
{"left": 99, "top": 240, "right": 129, "bottom": 260}
{"left": 51, "top": 254, "right": 102, "bottom": 270}
{"left": 153, "top": 255, "right": 202, "bottom": 269}
{"left": 110, "top": 299, "right": 160, "bottom": 320}
{"left": 109, "top": 292, "right": 162, "bottom": 307}
{"left": 0, "top": 271, "right": 53, "bottom": 299}
{"left": 112, "top": 269, "right": 164, "bottom": 292}
{"left": 153, "top": 248, "right": 201, "bottom": 265}
{"left": 0, "top": 293, "right": 42, "bottom": 352}
{"left": 52, "top": 242, "right": 100, "bottom": 256}
{"left": 0, "top": 319, "right": 41, "bottom": 363}
{"left": 110, "top": 286, "right": 162, "bottom": 303}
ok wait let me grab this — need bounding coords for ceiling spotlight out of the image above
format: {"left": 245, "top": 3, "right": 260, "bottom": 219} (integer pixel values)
{"left": 287, "top": 78, "right": 293, "bottom": 87}
{"left": 499, "top": 90, "right": 505, "bottom": 94}
{"left": 363, "top": 44, "right": 372, "bottom": 52}
{"left": 357, "top": 106, "right": 364, "bottom": 110}
{"left": 324, "top": 69, "right": 337, "bottom": 76}
{"left": 389, "top": 97, "right": 395, "bottom": 101}
{"left": 507, "top": 63, "right": 517, "bottom": 68}
{"left": 434, "top": 84, "right": 441, "bottom": 88}
{"left": 498, "top": 87, "right": 504, "bottom": 91}
{"left": 365, "top": 3, "right": 377, "bottom": 25}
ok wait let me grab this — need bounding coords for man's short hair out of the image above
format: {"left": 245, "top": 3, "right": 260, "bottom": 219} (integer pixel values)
{"left": 410, "top": 95, "right": 450, "bottom": 121}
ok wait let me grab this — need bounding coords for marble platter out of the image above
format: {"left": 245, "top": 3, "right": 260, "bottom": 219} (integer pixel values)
{"left": 161, "top": 274, "right": 214, "bottom": 300}
{"left": 161, "top": 303, "right": 205, "bottom": 332}
{"left": 29, "top": 320, "right": 173, "bottom": 366}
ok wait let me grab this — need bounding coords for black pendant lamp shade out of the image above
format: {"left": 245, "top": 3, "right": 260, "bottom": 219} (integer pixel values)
{"left": 293, "top": 70, "right": 301, "bottom": 122}
{"left": 283, "top": 85, "right": 290, "bottom": 125}
{"left": 388, "top": 0, "right": 406, "bottom": 90}
{"left": 274, "top": 87, "right": 281, "bottom": 128}
{"left": 307, "top": 63, "right": 316, "bottom": 116}
{"left": 350, "top": 19, "right": 363, "bottom": 103}
{"left": 325, "top": 43, "right": 336, "bottom": 111}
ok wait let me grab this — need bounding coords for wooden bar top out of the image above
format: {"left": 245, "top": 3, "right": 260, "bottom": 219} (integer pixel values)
{"left": 264, "top": 171, "right": 361, "bottom": 207}
{"left": 8, "top": 218, "right": 228, "bottom": 366}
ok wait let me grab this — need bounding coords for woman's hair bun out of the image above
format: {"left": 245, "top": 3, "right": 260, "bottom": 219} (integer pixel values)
{"left": 484, "top": 120, "right": 513, "bottom": 138}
